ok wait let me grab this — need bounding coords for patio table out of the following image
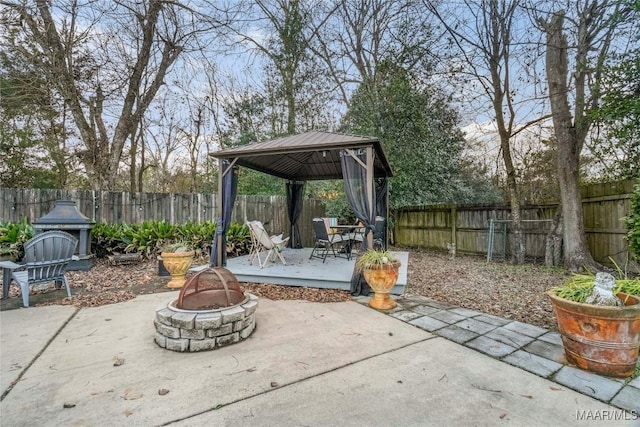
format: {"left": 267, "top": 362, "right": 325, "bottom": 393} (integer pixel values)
{"left": 331, "top": 225, "right": 364, "bottom": 260}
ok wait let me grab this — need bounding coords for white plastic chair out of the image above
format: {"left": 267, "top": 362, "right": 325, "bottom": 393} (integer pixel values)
{"left": 247, "top": 221, "right": 290, "bottom": 268}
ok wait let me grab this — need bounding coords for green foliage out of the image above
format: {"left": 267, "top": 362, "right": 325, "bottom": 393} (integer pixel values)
{"left": 237, "top": 169, "right": 285, "bottom": 196}
{"left": 0, "top": 218, "right": 34, "bottom": 259}
{"left": 587, "top": 50, "right": 640, "bottom": 180}
{"left": 342, "top": 64, "right": 498, "bottom": 208}
{"left": 179, "top": 220, "right": 217, "bottom": 259}
{"left": 91, "top": 223, "right": 133, "bottom": 258}
{"left": 624, "top": 184, "right": 640, "bottom": 260}
{"left": 90, "top": 220, "right": 250, "bottom": 260}
{"left": 308, "top": 181, "right": 356, "bottom": 224}
{"left": 225, "top": 223, "right": 252, "bottom": 257}
{"left": 552, "top": 274, "right": 640, "bottom": 303}
{"left": 123, "top": 221, "right": 177, "bottom": 258}
{"left": 355, "top": 249, "right": 398, "bottom": 271}
{"left": 161, "top": 242, "right": 193, "bottom": 253}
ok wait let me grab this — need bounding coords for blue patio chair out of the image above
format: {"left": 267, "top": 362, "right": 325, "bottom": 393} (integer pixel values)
{"left": 0, "top": 230, "right": 78, "bottom": 308}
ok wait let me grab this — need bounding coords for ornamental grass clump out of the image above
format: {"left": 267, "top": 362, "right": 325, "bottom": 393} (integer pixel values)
{"left": 553, "top": 274, "right": 640, "bottom": 304}
{"left": 355, "top": 249, "right": 398, "bottom": 271}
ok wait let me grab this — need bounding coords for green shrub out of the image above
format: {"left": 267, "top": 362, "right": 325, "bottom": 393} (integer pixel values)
{"left": 90, "top": 220, "right": 250, "bottom": 260}
{"left": 0, "top": 218, "right": 34, "bottom": 259}
{"left": 91, "top": 223, "right": 131, "bottom": 257}
{"left": 625, "top": 183, "right": 640, "bottom": 260}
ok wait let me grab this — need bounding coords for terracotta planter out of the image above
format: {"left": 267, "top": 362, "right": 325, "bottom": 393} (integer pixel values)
{"left": 547, "top": 290, "right": 640, "bottom": 378}
{"left": 363, "top": 261, "right": 400, "bottom": 310}
{"left": 160, "top": 251, "right": 195, "bottom": 289}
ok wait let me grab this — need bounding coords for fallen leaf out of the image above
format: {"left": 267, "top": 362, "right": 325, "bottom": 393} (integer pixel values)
{"left": 270, "top": 381, "right": 279, "bottom": 388}
{"left": 499, "top": 413, "right": 507, "bottom": 419}
{"left": 550, "top": 386, "right": 562, "bottom": 391}
{"left": 63, "top": 403, "right": 76, "bottom": 409}
{"left": 90, "top": 392, "right": 100, "bottom": 396}
{"left": 123, "top": 388, "right": 143, "bottom": 400}
{"left": 113, "top": 356, "right": 125, "bottom": 367}
{"left": 520, "top": 395, "right": 533, "bottom": 399}
{"left": 124, "top": 409, "right": 133, "bottom": 417}
{"left": 158, "top": 389, "right": 170, "bottom": 396}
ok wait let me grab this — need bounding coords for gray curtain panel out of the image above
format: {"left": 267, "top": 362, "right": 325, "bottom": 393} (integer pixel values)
{"left": 286, "top": 180, "right": 305, "bottom": 249}
{"left": 210, "top": 160, "right": 238, "bottom": 267}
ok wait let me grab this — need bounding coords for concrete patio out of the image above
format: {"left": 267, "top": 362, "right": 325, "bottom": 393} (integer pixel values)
{"left": 1, "top": 290, "right": 638, "bottom": 426}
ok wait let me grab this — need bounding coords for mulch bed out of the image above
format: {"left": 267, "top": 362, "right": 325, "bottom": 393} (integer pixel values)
{"left": 1, "top": 249, "right": 570, "bottom": 329}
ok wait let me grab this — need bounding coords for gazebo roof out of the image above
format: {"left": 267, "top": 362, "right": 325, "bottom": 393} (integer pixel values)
{"left": 209, "top": 131, "right": 393, "bottom": 181}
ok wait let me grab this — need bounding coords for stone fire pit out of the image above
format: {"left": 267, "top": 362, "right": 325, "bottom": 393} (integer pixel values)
{"left": 154, "top": 267, "right": 258, "bottom": 352}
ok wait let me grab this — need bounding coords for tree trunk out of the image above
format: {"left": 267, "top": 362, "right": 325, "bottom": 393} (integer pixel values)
{"left": 545, "top": 207, "right": 563, "bottom": 266}
{"left": 501, "top": 132, "right": 525, "bottom": 264}
{"left": 129, "top": 131, "right": 138, "bottom": 193}
{"left": 541, "top": 11, "right": 598, "bottom": 272}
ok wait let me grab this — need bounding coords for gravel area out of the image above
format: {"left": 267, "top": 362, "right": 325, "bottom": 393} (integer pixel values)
{"left": 404, "top": 247, "right": 570, "bottom": 329}
{"left": 1, "top": 248, "right": 570, "bottom": 329}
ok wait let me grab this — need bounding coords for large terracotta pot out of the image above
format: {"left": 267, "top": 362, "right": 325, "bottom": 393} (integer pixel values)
{"left": 363, "top": 261, "right": 400, "bottom": 310}
{"left": 547, "top": 291, "right": 640, "bottom": 378}
{"left": 160, "top": 251, "right": 195, "bottom": 289}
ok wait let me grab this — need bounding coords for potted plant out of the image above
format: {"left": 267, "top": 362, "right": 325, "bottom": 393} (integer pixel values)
{"left": 160, "top": 242, "right": 195, "bottom": 289}
{"left": 547, "top": 272, "right": 640, "bottom": 378}
{"left": 356, "top": 249, "right": 400, "bottom": 310}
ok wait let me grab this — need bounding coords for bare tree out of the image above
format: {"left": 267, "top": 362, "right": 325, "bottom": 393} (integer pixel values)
{"left": 536, "top": 1, "right": 637, "bottom": 271}
{"left": 427, "top": 0, "right": 551, "bottom": 264}
{"left": 221, "top": 0, "right": 337, "bottom": 136}
{"left": 311, "top": 0, "right": 434, "bottom": 105}
{"left": 1, "top": 0, "right": 227, "bottom": 190}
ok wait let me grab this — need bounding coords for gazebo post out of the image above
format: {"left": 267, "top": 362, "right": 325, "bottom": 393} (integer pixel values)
{"left": 366, "top": 146, "right": 374, "bottom": 249}
{"left": 216, "top": 158, "right": 224, "bottom": 267}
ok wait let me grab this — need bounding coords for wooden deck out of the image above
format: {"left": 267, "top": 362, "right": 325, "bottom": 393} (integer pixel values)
{"left": 193, "top": 248, "right": 408, "bottom": 295}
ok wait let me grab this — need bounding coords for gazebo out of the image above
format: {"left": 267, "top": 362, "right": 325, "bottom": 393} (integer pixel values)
{"left": 208, "top": 131, "right": 394, "bottom": 294}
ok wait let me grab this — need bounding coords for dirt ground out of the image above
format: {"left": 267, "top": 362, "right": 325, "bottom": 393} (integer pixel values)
{"left": 0, "top": 248, "right": 570, "bottom": 329}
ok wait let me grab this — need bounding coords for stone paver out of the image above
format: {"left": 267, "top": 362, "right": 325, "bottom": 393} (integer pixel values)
{"left": 411, "top": 305, "right": 441, "bottom": 316}
{"left": 473, "top": 314, "right": 510, "bottom": 326}
{"left": 503, "top": 321, "right": 548, "bottom": 338}
{"left": 380, "top": 295, "right": 640, "bottom": 415}
{"left": 466, "top": 336, "right": 517, "bottom": 358}
{"left": 486, "top": 327, "right": 536, "bottom": 348}
{"left": 610, "top": 386, "right": 640, "bottom": 412}
{"left": 554, "top": 366, "right": 624, "bottom": 402}
{"left": 449, "top": 307, "right": 482, "bottom": 317}
{"left": 436, "top": 325, "right": 479, "bottom": 344}
{"left": 503, "top": 350, "right": 563, "bottom": 378}
{"left": 390, "top": 310, "right": 422, "bottom": 322}
{"left": 455, "top": 318, "right": 498, "bottom": 335}
{"left": 429, "top": 310, "right": 467, "bottom": 324}
{"left": 538, "top": 331, "right": 563, "bottom": 345}
{"left": 408, "top": 316, "right": 448, "bottom": 332}
{"left": 523, "top": 339, "right": 566, "bottom": 364}
{"left": 423, "top": 300, "right": 456, "bottom": 310}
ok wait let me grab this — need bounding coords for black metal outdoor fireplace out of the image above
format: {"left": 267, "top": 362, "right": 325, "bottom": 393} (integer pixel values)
{"left": 33, "top": 200, "right": 95, "bottom": 271}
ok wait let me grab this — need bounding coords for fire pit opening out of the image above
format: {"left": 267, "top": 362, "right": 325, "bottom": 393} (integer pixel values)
{"left": 154, "top": 267, "right": 258, "bottom": 352}
{"left": 177, "top": 267, "right": 245, "bottom": 310}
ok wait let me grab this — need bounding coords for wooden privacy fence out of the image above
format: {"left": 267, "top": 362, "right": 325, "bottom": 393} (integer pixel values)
{"left": 394, "top": 179, "right": 639, "bottom": 272}
{"left": 0, "top": 188, "right": 325, "bottom": 247}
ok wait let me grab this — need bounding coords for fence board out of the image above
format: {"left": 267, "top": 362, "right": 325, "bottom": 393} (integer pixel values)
{"left": 395, "top": 179, "right": 638, "bottom": 272}
{"left": 0, "top": 188, "right": 325, "bottom": 247}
